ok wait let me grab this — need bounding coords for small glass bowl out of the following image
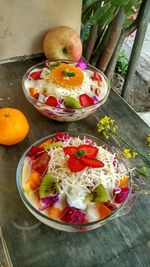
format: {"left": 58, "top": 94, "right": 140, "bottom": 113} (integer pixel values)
{"left": 16, "top": 132, "right": 140, "bottom": 232}
{"left": 22, "top": 60, "right": 110, "bottom": 122}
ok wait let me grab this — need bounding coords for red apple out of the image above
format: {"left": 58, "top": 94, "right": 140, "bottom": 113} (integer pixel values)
{"left": 43, "top": 26, "right": 82, "bottom": 61}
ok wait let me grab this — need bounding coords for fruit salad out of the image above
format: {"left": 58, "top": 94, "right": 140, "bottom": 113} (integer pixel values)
{"left": 24, "top": 60, "right": 108, "bottom": 111}
{"left": 22, "top": 133, "right": 131, "bottom": 225}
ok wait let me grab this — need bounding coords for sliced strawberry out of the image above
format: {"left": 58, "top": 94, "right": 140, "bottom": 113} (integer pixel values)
{"left": 29, "top": 70, "right": 42, "bottom": 80}
{"left": 67, "top": 157, "right": 85, "bottom": 172}
{"left": 93, "top": 72, "right": 102, "bottom": 81}
{"left": 63, "top": 146, "right": 78, "bottom": 156}
{"left": 79, "top": 94, "right": 94, "bottom": 107}
{"left": 77, "top": 145, "right": 98, "bottom": 158}
{"left": 80, "top": 156, "right": 104, "bottom": 168}
{"left": 45, "top": 96, "right": 57, "bottom": 107}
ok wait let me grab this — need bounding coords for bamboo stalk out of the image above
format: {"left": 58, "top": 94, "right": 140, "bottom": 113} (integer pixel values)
{"left": 97, "top": 8, "right": 125, "bottom": 72}
{"left": 84, "top": 25, "right": 98, "bottom": 61}
{"left": 105, "top": 19, "right": 138, "bottom": 80}
{"left": 121, "top": 0, "right": 150, "bottom": 100}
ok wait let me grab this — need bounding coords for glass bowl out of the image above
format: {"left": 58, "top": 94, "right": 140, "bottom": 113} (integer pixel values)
{"left": 16, "top": 132, "right": 143, "bottom": 232}
{"left": 22, "top": 60, "right": 110, "bottom": 122}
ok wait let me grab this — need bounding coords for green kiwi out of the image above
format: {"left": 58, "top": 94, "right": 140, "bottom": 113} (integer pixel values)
{"left": 90, "top": 184, "right": 108, "bottom": 202}
{"left": 39, "top": 173, "right": 59, "bottom": 199}
{"left": 64, "top": 96, "right": 81, "bottom": 109}
{"left": 44, "top": 141, "right": 63, "bottom": 150}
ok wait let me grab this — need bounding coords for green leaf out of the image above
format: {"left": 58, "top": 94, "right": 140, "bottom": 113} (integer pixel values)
{"left": 137, "top": 166, "right": 149, "bottom": 177}
{"left": 112, "top": 0, "right": 127, "bottom": 7}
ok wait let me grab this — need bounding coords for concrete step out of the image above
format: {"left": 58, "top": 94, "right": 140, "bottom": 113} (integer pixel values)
{"left": 138, "top": 112, "right": 150, "bottom": 127}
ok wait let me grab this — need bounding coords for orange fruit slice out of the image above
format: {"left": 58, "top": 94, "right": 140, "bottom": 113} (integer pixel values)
{"left": 38, "top": 138, "right": 53, "bottom": 149}
{"left": 0, "top": 108, "right": 29, "bottom": 146}
{"left": 28, "top": 169, "right": 42, "bottom": 191}
{"left": 118, "top": 175, "right": 128, "bottom": 187}
{"left": 48, "top": 206, "right": 62, "bottom": 220}
{"left": 97, "top": 203, "right": 112, "bottom": 220}
{"left": 51, "top": 64, "right": 84, "bottom": 89}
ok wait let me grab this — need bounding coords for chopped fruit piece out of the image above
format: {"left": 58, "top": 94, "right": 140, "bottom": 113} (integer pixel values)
{"left": 39, "top": 173, "right": 59, "bottom": 199}
{"left": 79, "top": 94, "right": 94, "bottom": 107}
{"left": 80, "top": 156, "right": 104, "bottom": 168}
{"left": 64, "top": 144, "right": 98, "bottom": 158}
{"left": 29, "top": 70, "right": 42, "bottom": 80}
{"left": 97, "top": 80, "right": 101, "bottom": 87}
{"left": 39, "top": 195, "right": 59, "bottom": 211}
{"left": 44, "top": 141, "right": 63, "bottom": 150}
{"left": 33, "top": 93, "right": 39, "bottom": 99}
{"left": 27, "top": 146, "right": 44, "bottom": 160}
{"left": 113, "top": 186, "right": 130, "bottom": 204}
{"left": 67, "top": 157, "right": 85, "bottom": 172}
{"left": 55, "top": 132, "right": 70, "bottom": 141}
{"left": 118, "top": 175, "right": 128, "bottom": 187}
{"left": 97, "top": 203, "right": 112, "bottom": 220}
{"left": 60, "top": 206, "right": 86, "bottom": 224}
{"left": 93, "top": 72, "right": 102, "bottom": 81}
{"left": 64, "top": 96, "right": 81, "bottom": 109}
{"left": 32, "top": 152, "right": 50, "bottom": 175}
{"left": 48, "top": 207, "right": 62, "bottom": 220}
{"left": 91, "top": 184, "right": 108, "bottom": 202}
{"left": 39, "top": 138, "right": 53, "bottom": 149}
{"left": 78, "top": 145, "right": 98, "bottom": 158}
{"left": 27, "top": 169, "right": 42, "bottom": 191}
{"left": 51, "top": 64, "right": 84, "bottom": 88}
{"left": 103, "top": 202, "right": 117, "bottom": 211}
{"left": 45, "top": 96, "right": 58, "bottom": 107}
{"left": 63, "top": 146, "right": 78, "bottom": 156}
{"left": 29, "top": 88, "right": 39, "bottom": 97}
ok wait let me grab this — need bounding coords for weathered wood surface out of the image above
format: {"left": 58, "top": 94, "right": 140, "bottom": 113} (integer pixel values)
{"left": 0, "top": 58, "right": 150, "bottom": 267}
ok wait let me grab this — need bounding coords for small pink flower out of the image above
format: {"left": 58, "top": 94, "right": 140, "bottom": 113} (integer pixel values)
{"left": 39, "top": 195, "right": 59, "bottom": 211}
{"left": 76, "top": 60, "right": 87, "bottom": 70}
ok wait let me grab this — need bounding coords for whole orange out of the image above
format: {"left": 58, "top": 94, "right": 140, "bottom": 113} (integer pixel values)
{"left": 0, "top": 108, "right": 29, "bottom": 146}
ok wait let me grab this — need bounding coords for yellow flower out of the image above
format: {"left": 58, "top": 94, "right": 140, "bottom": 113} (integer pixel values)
{"left": 147, "top": 134, "right": 150, "bottom": 146}
{"left": 132, "top": 151, "right": 138, "bottom": 157}
{"left": 97, "top": 116, "right": 118, "bottom": 140}
{"left": 122, "top": 148, "right": 131, "bottom": 158}
{"left": 122, "top": 147, "right": 137, "bottom": 159}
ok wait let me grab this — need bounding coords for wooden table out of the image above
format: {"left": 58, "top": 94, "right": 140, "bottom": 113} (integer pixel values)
{"left": 0, "top": 58, "right": 150, "bottom": 267}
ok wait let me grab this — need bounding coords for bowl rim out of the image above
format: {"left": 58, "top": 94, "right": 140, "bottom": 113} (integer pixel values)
{"left": 16, "top": 132, "right": 132, "bottom": 228}
{"left": 22, "top": 59, "right": 110, "bottom": 112}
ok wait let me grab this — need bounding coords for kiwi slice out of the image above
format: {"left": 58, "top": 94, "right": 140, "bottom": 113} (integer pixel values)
{"left": 64, "top": 96, "right": 81, "bottom": 109}
{"left": 44, "top": 141, "right": 63, "bottom": 150}
{"left": 39, "top": 173, "right": 59, "bottom": 199}
{"left": 91, "top": 184, "right": 108, "bottom": 203}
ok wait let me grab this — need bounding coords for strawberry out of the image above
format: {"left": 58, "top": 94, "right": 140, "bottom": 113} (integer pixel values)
{"left": 67, "top": 157, "right": 85, "bottom": 172}
{"left": 63, "top": 146, "right": 78, "bottom": 156}
{"left": 80, "top": 156, "right": 104, "bottom": 168}
{"left": 79, "top": 94, "right": 94, "bottom": 107}
{"left": 29, "top": 70, "right": 42, "bottom": 80}
{"left": 45, "top": 96, "right": 57, "bottom": 107}
{"left": 93, "top": 72, "right": 102, "bottom": 81}
{"left": 78, "top": 145, "right": 98, "bottom": 158}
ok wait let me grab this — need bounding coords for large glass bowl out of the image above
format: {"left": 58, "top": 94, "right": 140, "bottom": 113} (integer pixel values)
{"left": 16, "top": 132, "right": 143, "bottom": 232}
{"left": 22, "top": 60, "right": 110, "bottom": 122}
